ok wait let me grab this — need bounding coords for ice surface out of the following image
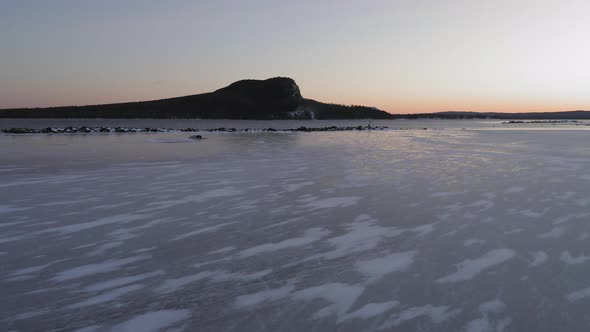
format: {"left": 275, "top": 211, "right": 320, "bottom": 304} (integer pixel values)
{"left": 234, "top": 284, "right": 296, "bottom": 308}
{"left": 291, "top": 215, "right": 404, "bottom": 264}
{"left": 303, "top": 196, "right": 361, "bottom": 209}
{"left": 52, "top": 255, "right": 150, "bottom": 282}
{"left": 285, "top": 181, "right": 314, "bottom": 192}
{"left": 478, "top": 299, "right": 506, "bottom": 313}
{"left": 381, "top": 305, "right": 462, "bottom": 328}
{"left": 238, "top": 227, "right": 330, "bottom": 258}
{"left": 560, "top": 251, "right": 590, "bottom": 265}
{"left": 109, "top": 309, "right": 191, "bottom": 332}
{"left": 537, "top": 227, "right": 565, "bottom": 239}
{"left": 156, "top": 269, "right": 271, "bottom": 294}
{"left": 464, "top": 238, "right": 486, "bottom": 247}
{"left": 207, "top": 246, "right": 236, "bottom": 254}
{"left": 0, "top": 205, "right": 32, "bottom": 214}
{"left": 292, "top": 283, "right": 365, "bottom": 319}
{"left": 66, "top": 284, "right": 144, "bottom": 309}
{"left": 355, "top": 250, "right": 418, "bottom": 282}
{"left": 436, "top": 249, "right": 515, "bottom": 283}
{"left": 567, "top": 286, "right": 590, "bottom": 302}
{"left": 147, "top": 188, "right": 245, "bottom": 210}
{"left": 73, "top": 326, "right": 100, "bottom": 332}
{"left": 340, "top": 301, "right": 399, "bottom": 321}
{"left": 464, "top": 318, "right": 494, "bottom": 332}
{"left": 47, "top": 213, "right": 149, "bottom": 234}
{"left": 4, "top": 120, "right": 590, "bottom": 331}
{"left": 463, "top": 299, "right": 511, "bottom": 332}
{"left": 84, "top": 270, "right": 164, "bottom": 292}
{"left": 530, "top": 251, "right": 549, "bottom": 267}
{"left": 171, "top": 220, "right": 238, "bottom": 241}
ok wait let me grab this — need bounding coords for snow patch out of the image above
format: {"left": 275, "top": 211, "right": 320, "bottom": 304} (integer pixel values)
{"left": 109, "top": 309, "right": 191, "bottom": 332}
{"left": 148, "top": 188, "right": 245, "bottom": 210}
{"left": 292, "top": 283, "right": 365, "bottom": 319}
{"left": 355, "top": 250, "right": 418, "bottom": 282}
{"left": 52, "top": 255, "right": 150, "bottom": 282}
{"left": 208, "top": 246, "right": 236, "bottom": 255}
{"left": 436, "top": 249, "right": 515, "bottom": 283}
{"left": 537, "top": 227, "right": 565, "bottom": 239}
{"left": 47, "top": 214, "right": 149, "bottom": 234}
{"left": 381, "top": 305, "right": 461, "bottom": 328}
{"left": 238, "top": 228, "right": 329, "bottom": 258}
{"left": 157, "top": 269, "right": 271, "bottom": 294}
{"left": 464, "top": 238, "right": 486, "bottom": 247}
{"left": 67, "top": 284, "right": 144, "bottom": 309}
{"left": 234, "top": 284, "right": 295, "bottom": 308}
{"left": 560, "top": 251, "right": 590, "bottom": 265}
{"left": 340, "top": 301, "right": 399, "bottom": 321}
{"left": 84, "top": 270, "right": 164, "bottom": 292}
{"left": 567, "top": 286, "right": 590, "bottom": 302}
{"left": 304, "top": 196, "right": 361, "bottom": 209}
{"left": 529, "top": 252, "right": 548, "bottom": 267}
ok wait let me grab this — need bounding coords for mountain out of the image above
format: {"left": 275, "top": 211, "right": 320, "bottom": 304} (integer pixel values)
{"left": 0, "top": 77, "right": 393, "bottom": 120}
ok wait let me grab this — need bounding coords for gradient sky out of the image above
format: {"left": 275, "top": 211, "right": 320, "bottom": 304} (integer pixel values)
{"left": 2, "top": 0, "right": 590, "bottom": 113}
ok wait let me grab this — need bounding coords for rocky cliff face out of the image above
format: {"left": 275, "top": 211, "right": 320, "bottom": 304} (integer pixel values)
{"left": 209, "top": 77, "right": 303, "bottom": 119}
{"left": 0, "top": 77, "right": 393, "bottom": 119}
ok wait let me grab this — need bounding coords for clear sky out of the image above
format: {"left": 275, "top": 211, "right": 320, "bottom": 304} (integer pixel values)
{"left": 1, "top": 0, "right": 590, "bottom": 113}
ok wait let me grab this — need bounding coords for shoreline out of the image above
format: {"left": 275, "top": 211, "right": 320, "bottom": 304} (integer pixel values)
{"left": 0, "top": 125, "right": 395, "bottom": 135}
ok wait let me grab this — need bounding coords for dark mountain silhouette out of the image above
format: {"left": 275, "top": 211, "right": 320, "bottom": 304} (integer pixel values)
{"left": 0, "top": 77, "right": 393, "bottom": 119}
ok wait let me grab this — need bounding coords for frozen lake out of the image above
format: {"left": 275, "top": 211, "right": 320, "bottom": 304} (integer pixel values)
{"left": 3, "top": 119, "right": 590, "bottom": 331}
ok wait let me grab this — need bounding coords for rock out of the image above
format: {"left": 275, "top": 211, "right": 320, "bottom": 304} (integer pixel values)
{"left": 2, "top": 128, "right": 32, "bottom": 134}
{"left": 41, "top": 127, "right": 57, "bottom": 133}
{"left": 189, "top": 135, "right": 203, "bottom": 140}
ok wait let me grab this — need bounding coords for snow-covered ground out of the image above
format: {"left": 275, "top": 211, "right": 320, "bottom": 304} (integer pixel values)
{"left": 3, "top": 122, "right": 590, "bottom": 331}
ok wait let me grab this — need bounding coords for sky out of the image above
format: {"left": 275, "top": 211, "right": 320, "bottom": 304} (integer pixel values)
{"left": 1, "top": 0, "right": 590, "bottom": 113}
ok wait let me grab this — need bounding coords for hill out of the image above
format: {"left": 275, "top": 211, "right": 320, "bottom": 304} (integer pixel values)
{"left": 0, "top": 77, "right": 393, "bottom": 120}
